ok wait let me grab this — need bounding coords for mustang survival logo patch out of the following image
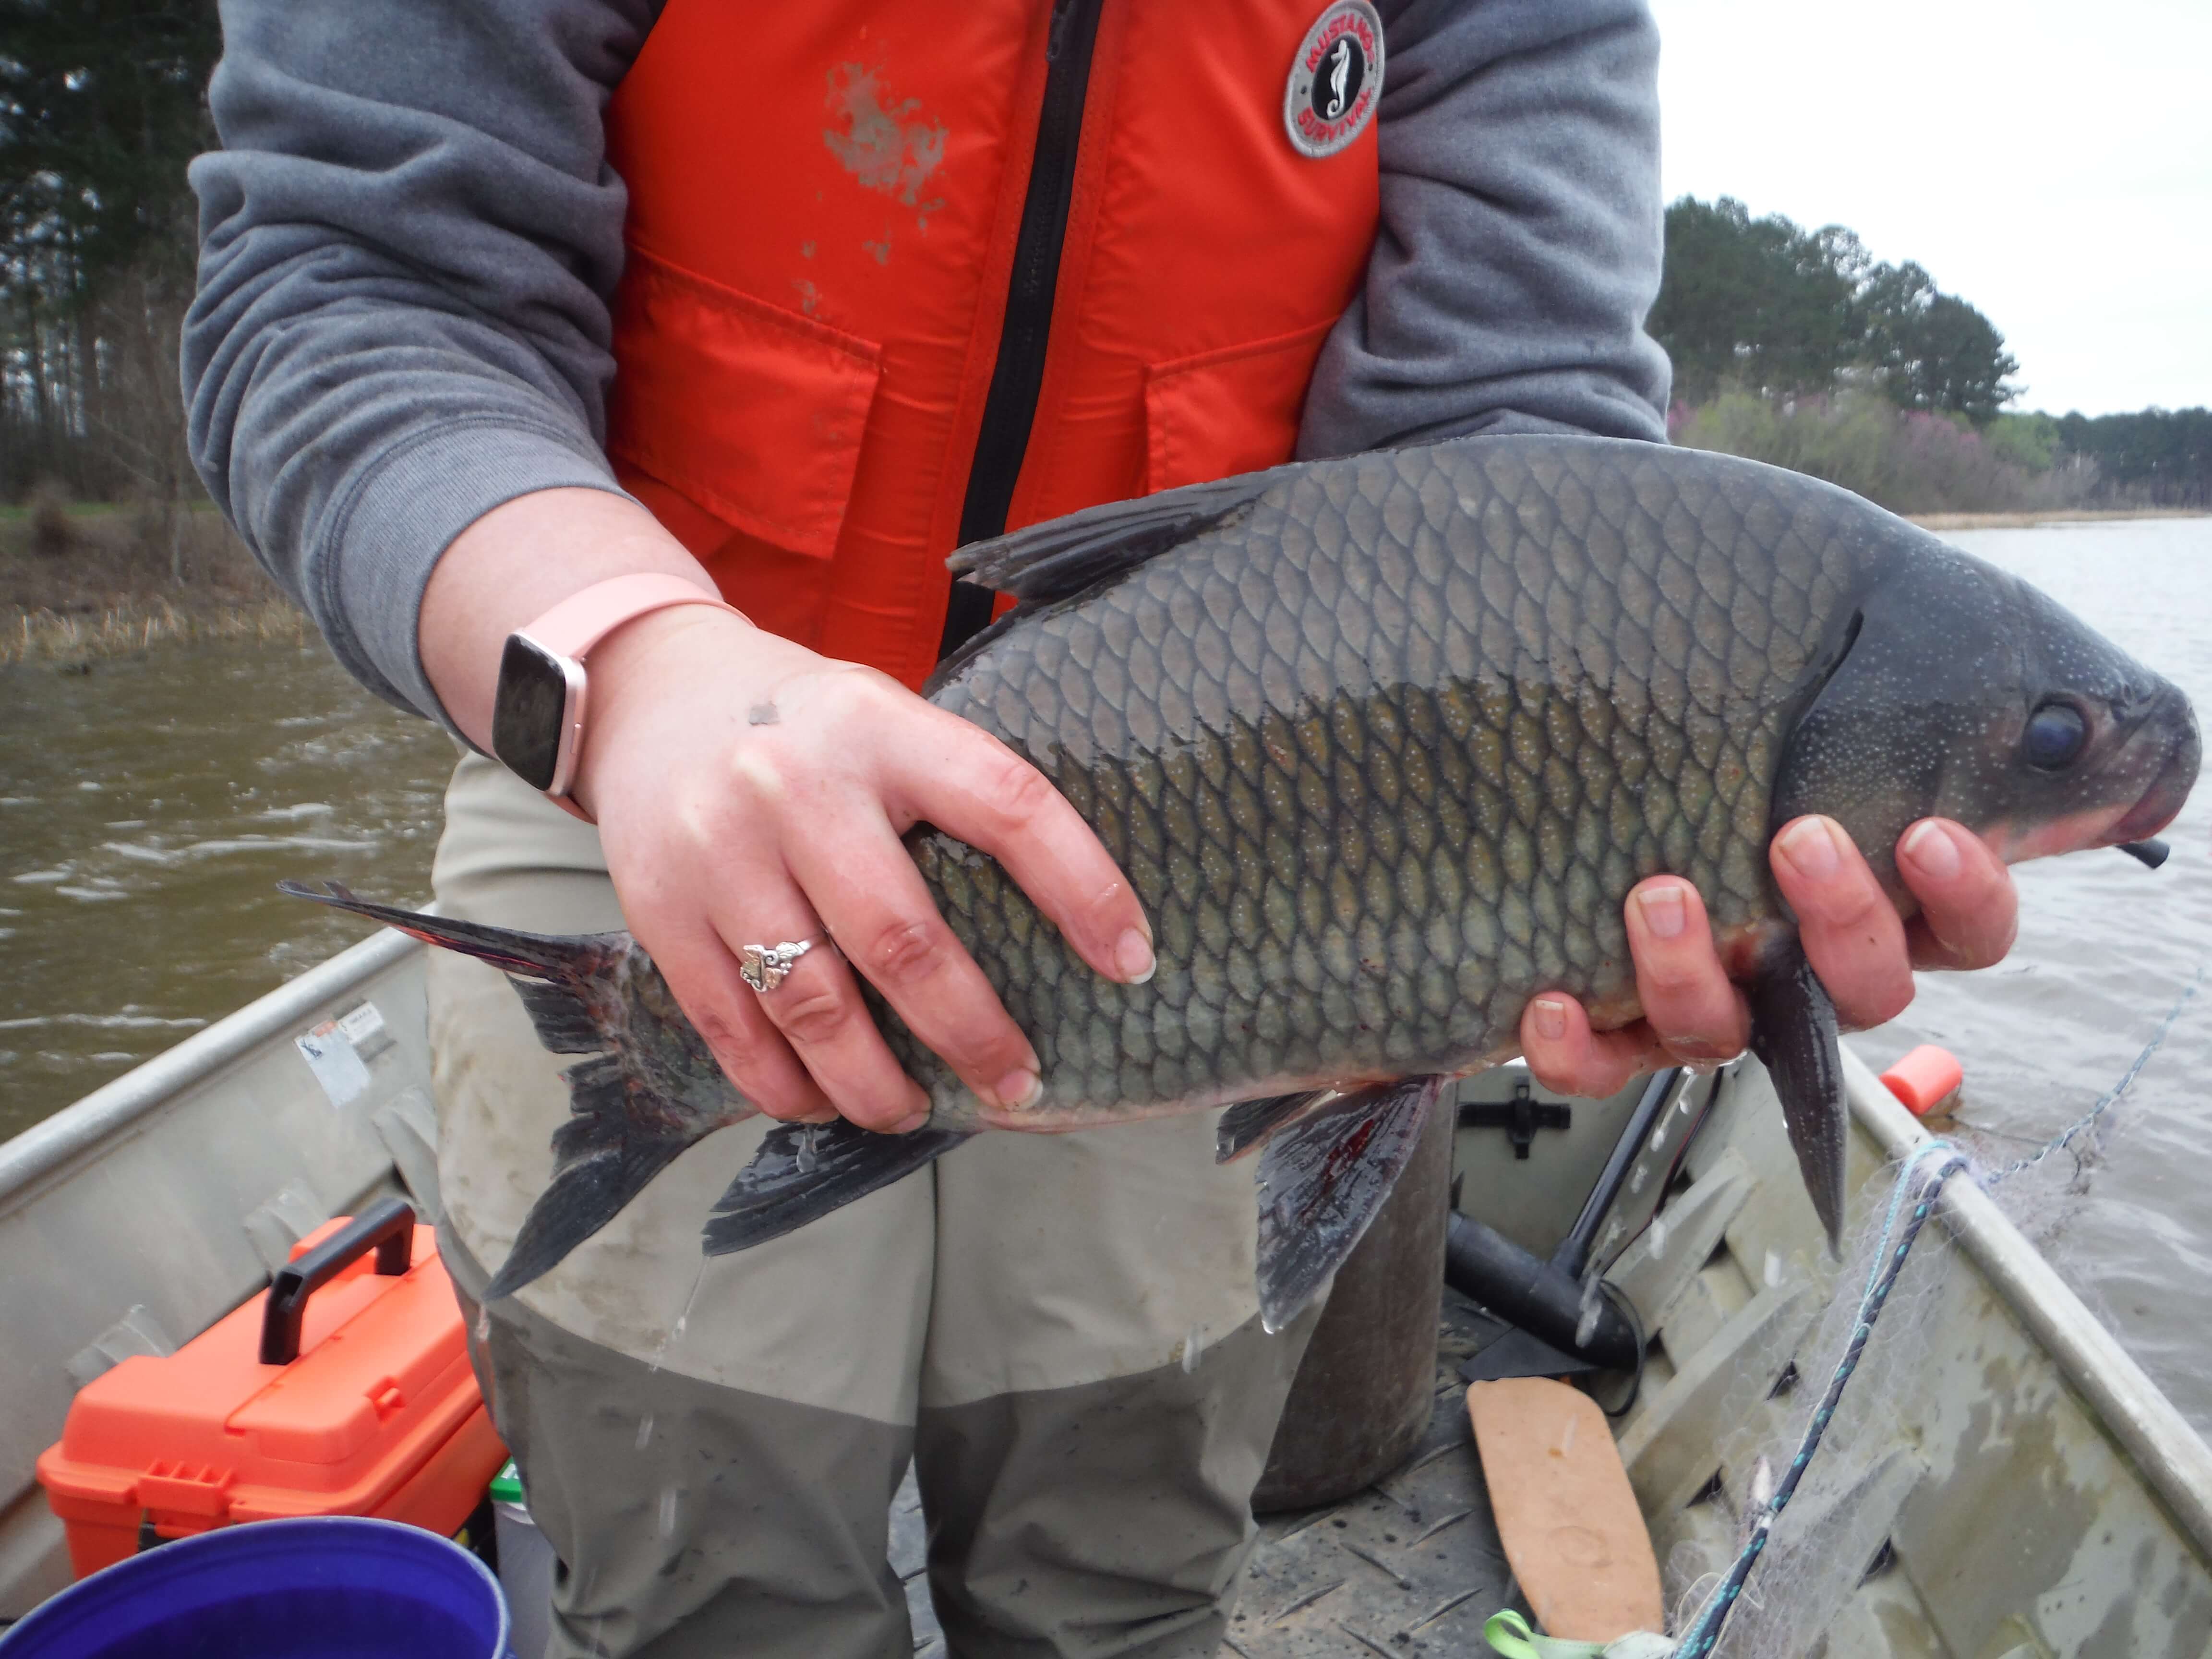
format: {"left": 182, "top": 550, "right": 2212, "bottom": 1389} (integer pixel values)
{"left": 1284, "top": 0, "right": 1383, "bottom": 159}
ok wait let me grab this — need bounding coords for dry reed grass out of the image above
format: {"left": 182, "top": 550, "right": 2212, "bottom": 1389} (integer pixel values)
{"left": 5, "top": 596, "right": 308, "bottom": 665}
{"left": 1, "top": 500, "right": 306, "bottom": 667}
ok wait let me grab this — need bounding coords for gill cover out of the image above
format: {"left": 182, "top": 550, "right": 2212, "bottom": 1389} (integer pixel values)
{"left": 1768, "top": 544, "right": 2031, "bottom": 892}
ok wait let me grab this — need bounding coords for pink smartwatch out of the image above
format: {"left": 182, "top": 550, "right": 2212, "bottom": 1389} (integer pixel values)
{"left": 490, "top": 573, "right": 739, "bottom": 814}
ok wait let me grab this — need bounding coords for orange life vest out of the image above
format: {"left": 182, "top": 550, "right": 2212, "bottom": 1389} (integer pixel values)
{"left": 603, "top": 0, "right": 1382, "bottom": 689}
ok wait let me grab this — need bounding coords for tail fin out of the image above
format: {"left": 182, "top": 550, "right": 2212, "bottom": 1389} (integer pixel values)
{"left": 282, "top": 880, "right": 749, "bottom": 1298}
{"left": 280, "top": 880, "right": 622, "bottom": 1035}
{"left": 701, "top": 1119, "right": 972, "bottom": 1254}
{"left": 488, "top": 1062, "right": 706, "bottom": 1297}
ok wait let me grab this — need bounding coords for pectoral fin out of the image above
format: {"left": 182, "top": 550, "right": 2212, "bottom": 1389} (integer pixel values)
{"left": 1215, "top": 1089, "right": 1334, "bottom": 1164}
{"left": 1748, "top": 936, "right": 1848, "bottom": 1255}
{"left": 1253, "top": 1075, "right": 1445, "bottom": 1334}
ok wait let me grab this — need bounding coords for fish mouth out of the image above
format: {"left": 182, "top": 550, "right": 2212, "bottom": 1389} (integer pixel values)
{"left": 2105, "top": 731, "right": 2198, "bottom": 847}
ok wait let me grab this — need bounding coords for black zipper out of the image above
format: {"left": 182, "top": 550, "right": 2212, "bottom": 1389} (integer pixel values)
{"left": 939, "top": 0, "right": 1109, "bottom": 660}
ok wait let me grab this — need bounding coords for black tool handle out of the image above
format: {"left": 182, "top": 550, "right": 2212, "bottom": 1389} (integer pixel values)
{"left": 259, "top": 1197, "right": 417, "bottom": 1366}
{"left": 1444, "top": 1209, "right": 1640, "bottom": 1371}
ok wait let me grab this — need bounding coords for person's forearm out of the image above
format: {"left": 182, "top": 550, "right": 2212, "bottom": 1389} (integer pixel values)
{"left": 418, "top": 488, "right": 718, "bottom": 752}
{"left": 187, "top": 0, "right": 655, "bottom": 724}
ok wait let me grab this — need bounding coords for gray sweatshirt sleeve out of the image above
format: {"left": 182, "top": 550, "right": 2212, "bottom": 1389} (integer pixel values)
{"left": 1299, "top": 0, "right": 1673, "bottom": 456}
{"left": 184, "top": 0, "right": 657, "bottom": 721}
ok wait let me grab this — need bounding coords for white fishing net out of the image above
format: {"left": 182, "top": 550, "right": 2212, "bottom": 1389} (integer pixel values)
{"left": 1644, "top": 972, "right": 2201, "bottom": 1659}
{"left": 1663, "top": 1150, "right": 1965, "bottom": 1657}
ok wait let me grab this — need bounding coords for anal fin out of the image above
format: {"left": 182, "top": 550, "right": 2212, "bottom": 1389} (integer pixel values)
{"left": 1748, "top": 935, "right": 1848, "bottom": 1255}
{"left": 702, "top": 1119, "right": 973, "bottom": 1254}
{"left": 1254, "top": 1075, "right": 1446, "bottom": 1333}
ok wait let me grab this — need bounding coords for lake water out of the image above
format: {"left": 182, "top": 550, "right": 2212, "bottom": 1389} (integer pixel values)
{"left": 0, "top": 642, "right": 452, "bottom": 1141}
{"left": 2, "top": 517, "right": 2210, "bottom": 1429}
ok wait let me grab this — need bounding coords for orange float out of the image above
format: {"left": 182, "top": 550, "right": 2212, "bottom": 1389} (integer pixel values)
{"left": 1880, "top": 1044, "right": 1964, "bottom": 1118}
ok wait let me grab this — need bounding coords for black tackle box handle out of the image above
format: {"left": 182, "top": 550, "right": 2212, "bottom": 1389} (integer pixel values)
{"left": 259, "top": 1197, "right": 417, "bottom": 1366}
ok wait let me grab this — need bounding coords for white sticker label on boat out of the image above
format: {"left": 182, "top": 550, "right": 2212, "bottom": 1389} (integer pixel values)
{"left": 337, "top": 1000, "right": 390, "bottom": 1059}
{"left": 297, "top": 1019, "right": 371, "bottom": 1108}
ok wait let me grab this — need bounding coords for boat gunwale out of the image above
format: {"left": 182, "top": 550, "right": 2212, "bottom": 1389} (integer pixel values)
{"left": 1843, "top": 1044, "right": 2212, "bottom": 1563}
{"left": 0, "top": 926, "right": 421, "bottom": 1207}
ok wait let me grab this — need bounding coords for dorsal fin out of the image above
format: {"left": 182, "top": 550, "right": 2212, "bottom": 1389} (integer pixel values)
{"left": 947, "top": 469, "right": 1276, "bottom": 605}
{"left": 926, "top": 469, "right": 1280, "bottom": 693}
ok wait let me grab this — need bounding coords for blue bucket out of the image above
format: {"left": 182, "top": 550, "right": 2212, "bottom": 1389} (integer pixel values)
{"left": 0, "top": 1517, "right": 512, "bottom": 1659}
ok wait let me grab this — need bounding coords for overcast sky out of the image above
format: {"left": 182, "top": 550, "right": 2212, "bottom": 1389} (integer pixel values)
{"left": 1649, "top": 0, "right": 2211, "bottom": 417}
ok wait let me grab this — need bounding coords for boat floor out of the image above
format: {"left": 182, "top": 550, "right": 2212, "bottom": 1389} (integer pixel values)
{"left": 893, "top": 1287, "right": 1524, "bottom": 1657}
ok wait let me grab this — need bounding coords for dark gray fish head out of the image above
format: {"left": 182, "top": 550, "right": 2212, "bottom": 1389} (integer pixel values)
{"left": 1774, "top": 538, "right": 2198, "bottom": 888}
{"left": 1762, "top": 532, "right": 2196, "bottom": 1253}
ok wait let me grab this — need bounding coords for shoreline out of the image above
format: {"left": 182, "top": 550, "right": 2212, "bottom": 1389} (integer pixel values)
{"left": 3, "top": 597, "right": 308, "bottom": 668}
{"left": 2, "top": 508, "right": 306, "bottom": 668}
{"left": 1908, "top": 507, "right": 2209, "bottom": 531}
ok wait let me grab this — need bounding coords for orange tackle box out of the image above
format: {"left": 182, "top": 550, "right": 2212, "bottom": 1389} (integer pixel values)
{"left": 36, "top": 1200, "right": 507, "bottom": 1579}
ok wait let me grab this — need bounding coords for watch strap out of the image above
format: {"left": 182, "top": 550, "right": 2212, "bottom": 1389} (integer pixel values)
{"left": 518, "top": 571, "right": 735, "bottom": 662}
{"left": 501, "top": 572, "right": 741, "bottom": 821}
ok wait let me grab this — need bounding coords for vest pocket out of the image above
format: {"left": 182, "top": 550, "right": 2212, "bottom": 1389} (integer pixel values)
{"left": 1142, "top": 318, "right": 1339, "bottom": 494}
{"left": 607, "top": 244, "right": 882, "bottom": 559}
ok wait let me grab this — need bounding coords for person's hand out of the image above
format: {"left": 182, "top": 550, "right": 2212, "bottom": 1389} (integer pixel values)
{"left": 1518, "top": 815, "right": 2018, "bottom": 1097}
{"left": 571, "top": 607, "right": 1155, "bottom": 1132}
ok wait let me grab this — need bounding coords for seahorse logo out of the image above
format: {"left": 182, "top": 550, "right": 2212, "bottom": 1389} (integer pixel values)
{"left": 1322, "top": 38, "right": 1353, "bottom": 119}
{"left": 1284, "top": 2, "right": 1383, "bottom": 159}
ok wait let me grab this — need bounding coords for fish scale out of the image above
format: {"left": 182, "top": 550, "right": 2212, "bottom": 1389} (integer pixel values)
{"left": 912, "top": 440, "right": 1848, "bottom": 1130}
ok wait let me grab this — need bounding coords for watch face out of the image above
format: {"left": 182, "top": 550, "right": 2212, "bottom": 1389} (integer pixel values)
{"left": 492, "top": 635, "right": 578, "bottom": 793}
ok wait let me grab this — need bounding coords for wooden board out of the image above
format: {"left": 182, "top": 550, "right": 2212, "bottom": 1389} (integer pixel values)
{"left": 1468, "top": 1377, "right": 1663, "bottom": 1642}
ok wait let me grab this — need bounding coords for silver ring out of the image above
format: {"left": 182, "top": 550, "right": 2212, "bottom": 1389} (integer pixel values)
{"left": 739, "top": 938, "right": 817, "bottom": 994}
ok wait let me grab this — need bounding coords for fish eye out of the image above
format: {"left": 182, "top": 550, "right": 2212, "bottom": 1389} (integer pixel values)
{"left": 2023, "top": 701, "right": 2088, "bottom": 771}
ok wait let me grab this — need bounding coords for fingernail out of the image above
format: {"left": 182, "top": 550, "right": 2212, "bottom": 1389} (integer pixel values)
{"left": 1635, "top": 883, "right": 1688, "bottom": 939}
{"left": 1671, "top": 1036, "right": 1732, "bottom": 1061}
{"left": 1116, "top": 929, "right": 1156, "bottom": 984}
{"left": 992, "top": 1068, "right": 1042, "bottom": 1111}
{"left": 1779, "top": 815, "right": 1843, "bottom": 880}
{"left": 1532, "top": 998, "right": 1568, "bottom": 1042}
{"left": 892, "top": 1108, "right": 932, "bottom": 1133}
{"left": 1900, "top": 819, "right": 1962, "bottom": 882}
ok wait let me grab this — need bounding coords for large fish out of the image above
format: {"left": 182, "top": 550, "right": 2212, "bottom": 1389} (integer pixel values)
{"left": 289, "top": 435, "right": 2197, "bottom": 1328}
